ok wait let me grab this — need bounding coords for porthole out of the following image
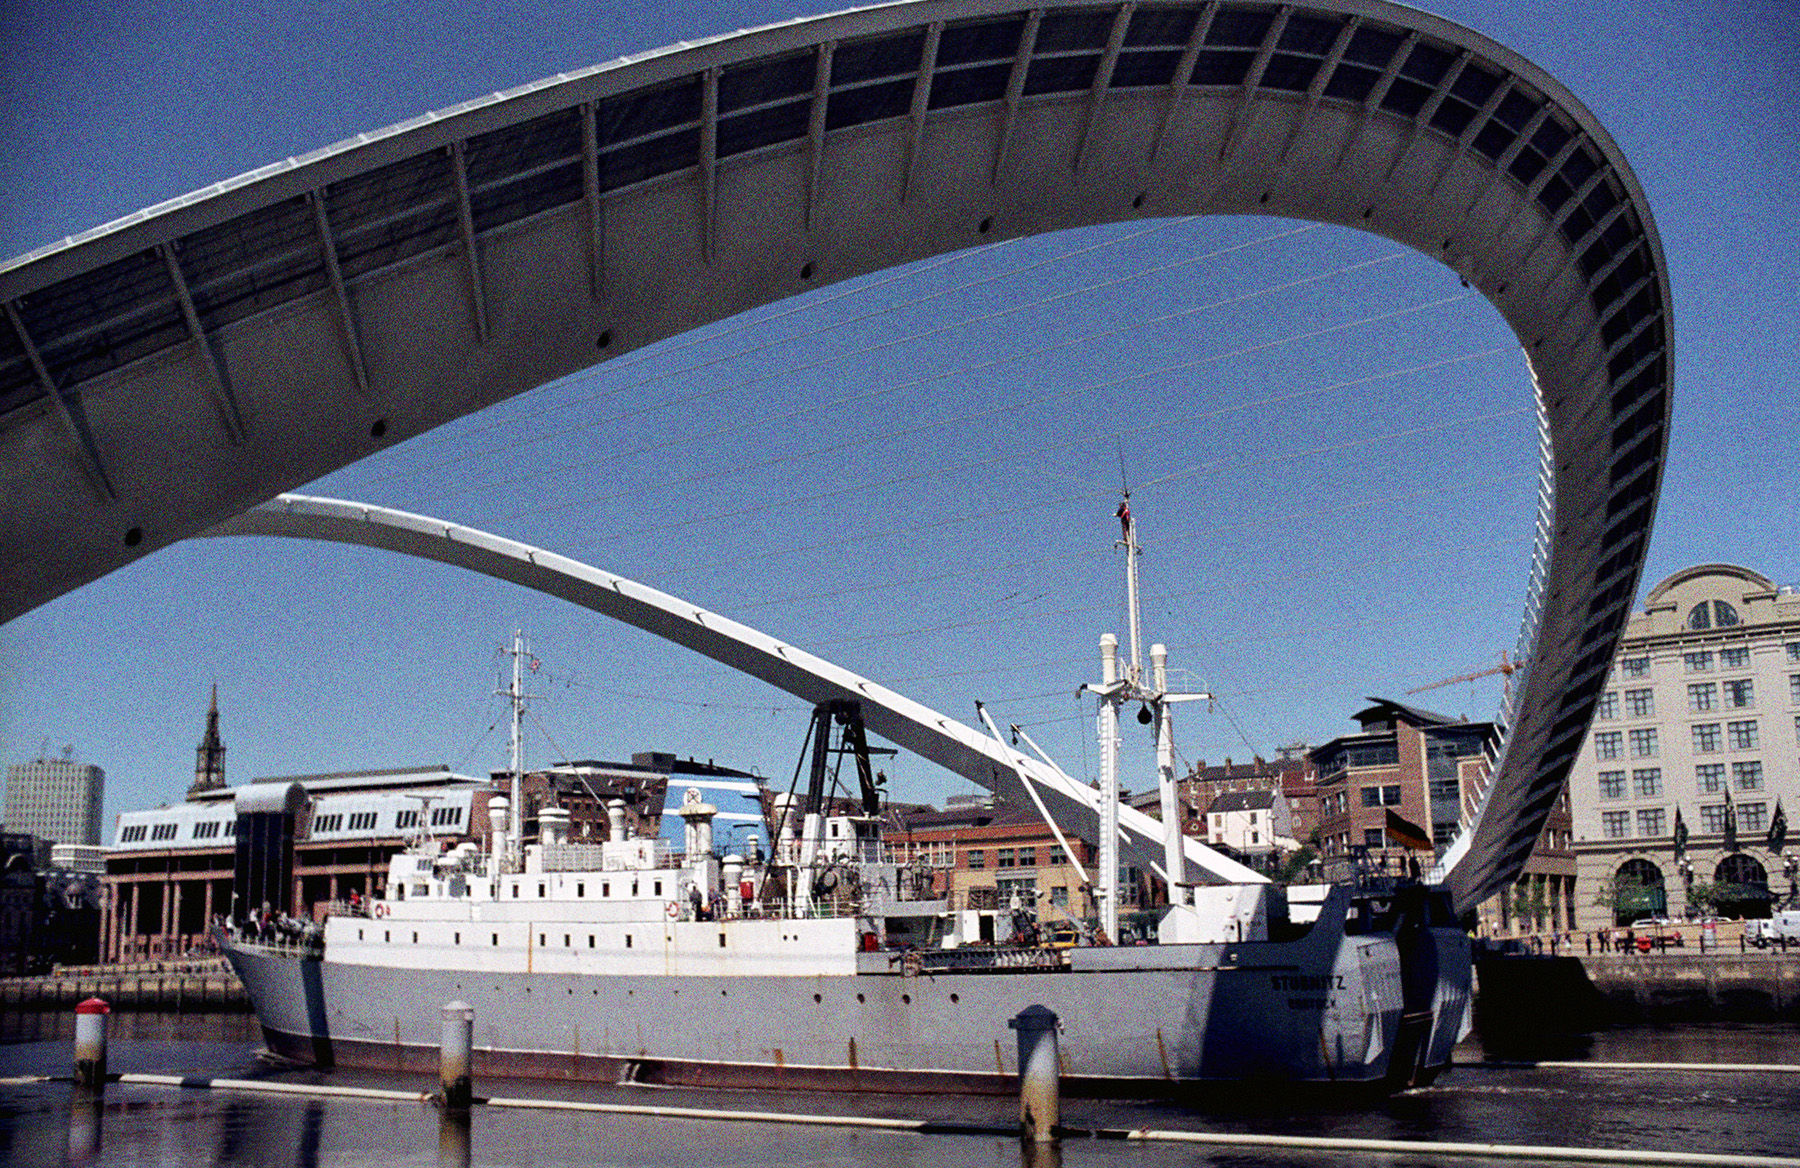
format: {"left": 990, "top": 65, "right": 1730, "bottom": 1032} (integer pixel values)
{"left": 123, "top": 526, "right": 143, "bottom": 547}
{"left": 369, "top": 418, "right": 388, "bottom": 439}
{"left": 977, "top": 216, "right": 993, "bottom": 234}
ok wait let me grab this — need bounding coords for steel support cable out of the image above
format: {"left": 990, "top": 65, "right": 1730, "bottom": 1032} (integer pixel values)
{"left": 742, "top": 464, "right": 1533, "bottom": 614}
{"left": 601, "top": 442, "right": 1528, "bottom": 713}
{"left": 658, "top": 340, "right": 1510, "bottom": 583}
{"left": 972, "top": 583, "right": 1532, "bottom": 743}
{"left": 530, "top": 670, "right": 803, "bottom": 715}
{"left": 492, "top": 283, "right": 1473, "bottom": 534}
{"left": 362, "top": 241, "right": 1016, "bottom": 464}
{"left": 392, "top": 225, "right": 1332, "bottom": 506}
{"left": 837, "top": 550, "right": 1529, "bottom": 716}
{"left": 1144, "top": 402, "right": 1532, "bottom": 495}
{"left": 408, "top": 257, "right": 1407, "bottom": 521}
{"left": 812, "top": 529, "right": 1530, "bottom": 653}
{"left": 541, "top": 300, "right": 1496, "bottom": 586}
{"left": 364, "top": 215, "right": 1221, "bottom": 478}
{"left": 718, "top": 365, "right": 1521, "bottom": 609}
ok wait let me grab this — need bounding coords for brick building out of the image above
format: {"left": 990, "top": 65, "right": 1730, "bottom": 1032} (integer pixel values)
{"left": 1177, "top": 751, "right": 1319, "bottom": 847}
{"left": 884, "top": 797, "right": 1162, "bottom": 937}
{"left": 1310, "top": 698, "right": 1574, "bottom": 936}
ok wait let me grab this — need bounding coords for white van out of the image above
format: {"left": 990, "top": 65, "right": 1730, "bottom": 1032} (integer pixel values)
{"left": 1747, "top": 910, "right": 1800, "bottom": 947}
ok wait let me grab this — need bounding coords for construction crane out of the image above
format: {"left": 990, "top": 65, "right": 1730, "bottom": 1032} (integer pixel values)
{"left": 1406, "top": 650, "right": 1528, "bottom": 696}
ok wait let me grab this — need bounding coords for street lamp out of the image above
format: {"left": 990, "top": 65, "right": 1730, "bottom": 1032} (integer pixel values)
{"left": 1784, "top": 854, "right": 1797, "bottom": 907}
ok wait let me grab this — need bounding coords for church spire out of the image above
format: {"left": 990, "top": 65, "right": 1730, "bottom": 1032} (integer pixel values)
{"left": 189, "top": 683, "right": 226, "bottom": 798}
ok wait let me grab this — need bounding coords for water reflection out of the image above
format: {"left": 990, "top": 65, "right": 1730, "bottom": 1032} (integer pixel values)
{"left": 436, "top": 1108, "right": 470, "bottom": 1168}
{"left": 3, "top": 1021, "right": 1798, "bottom": 1166}
{"left": 64, "top": 1097, "right": 102, "bottom": 1165}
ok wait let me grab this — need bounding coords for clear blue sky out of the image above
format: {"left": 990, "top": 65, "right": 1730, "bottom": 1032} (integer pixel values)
{"left": 2, "top": 1, "right": 1795, "bottom": 832}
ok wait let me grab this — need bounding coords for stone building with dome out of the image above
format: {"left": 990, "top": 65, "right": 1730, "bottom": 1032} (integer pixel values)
{"left": 1569, "top": 564, "right": 1800, "bottom": 930}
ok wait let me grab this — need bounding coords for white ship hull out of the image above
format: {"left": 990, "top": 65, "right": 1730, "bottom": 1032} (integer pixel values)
{"left": 224, "top": 890, "right": 1471, "bottom": 1094}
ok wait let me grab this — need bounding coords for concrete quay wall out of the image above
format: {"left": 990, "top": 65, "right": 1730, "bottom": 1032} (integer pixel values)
{"left": 0, "top": 958, "right": 248, "bottom": 1013}
{"left": 1579, "top": 951, "right": 1800, "bottom": 1021}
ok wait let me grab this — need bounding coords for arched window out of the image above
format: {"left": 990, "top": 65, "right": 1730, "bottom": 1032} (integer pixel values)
{"left": 1611, "top": 858, "right": 1666, "bottom": 924}
{"left": 1687, "top": 600, "right": 1739, "bottom": 630}
{"left": 1711, "top": 853, "right": 1770, "bottom": 920}
{"left": 1714, "top": 853, "right": 1767, "bottom": 887}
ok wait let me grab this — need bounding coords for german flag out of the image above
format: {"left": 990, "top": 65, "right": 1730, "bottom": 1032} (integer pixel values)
{"left": 1385, "top": 809, "right": 1433, "bottom": 851}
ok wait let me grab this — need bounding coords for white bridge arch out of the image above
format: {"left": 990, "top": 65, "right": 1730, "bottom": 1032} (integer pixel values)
{"left": 206, "top": 491, "right": 1267, "bottom": 887}
{"left": 0, "top": 0, "right": 1672, "bottom": 906}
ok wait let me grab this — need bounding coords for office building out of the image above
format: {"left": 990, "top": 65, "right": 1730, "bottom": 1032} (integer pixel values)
{"left": 1570, "top": 564, "right": 1800, "bottom": 929}
{"left": 4, "top": 751, "right": 104, "bottom": 846}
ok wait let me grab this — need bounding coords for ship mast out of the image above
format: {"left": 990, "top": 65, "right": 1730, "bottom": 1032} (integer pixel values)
{"left": 1085, "top": 496, "right": 1210, "bottom": 941}
{"left": 498, "top": 629, "right": 535, "bottom": 870}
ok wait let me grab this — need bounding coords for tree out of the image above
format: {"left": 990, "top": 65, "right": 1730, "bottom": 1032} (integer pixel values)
{"left": 1275, "top": 845, "right": 1318, "bottom": 884}
{"left": 1511, "top": 881, "right": 1549, "bottom": 931}
{"left": 1683, "top": 878, "right": 1720, "bottom": 916}
{"left": 1594, "top": 873, "right": 1665, "bottom": 924}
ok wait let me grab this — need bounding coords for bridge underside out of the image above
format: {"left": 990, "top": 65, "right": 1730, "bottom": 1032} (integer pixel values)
{"left": 0, "top": 0, "right": 1671, "bottom": 907}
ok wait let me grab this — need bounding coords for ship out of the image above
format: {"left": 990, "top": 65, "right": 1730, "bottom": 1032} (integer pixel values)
{"left": 222, "top": 501, "right": 1473, "bottom": 1095}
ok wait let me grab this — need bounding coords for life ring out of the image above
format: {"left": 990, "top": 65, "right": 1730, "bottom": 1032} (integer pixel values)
{"left": 666, "top": 901, "right": 680, "bottom": 919}
{"left": 372, "top": 903, "right": 388, "bottom": 918}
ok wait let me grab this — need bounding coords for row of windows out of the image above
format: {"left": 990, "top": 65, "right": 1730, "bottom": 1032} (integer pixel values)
{"left": 1598, "top": 760, "right": 1765, "bottom": 799}
{"left": 111, "top": 803, "right": 469, "bottom": 845}
{"left": 1601, "top": 678, "right": 1770, "bottom": 719}
{"left": 1591, "top": 728, "right": 1660, "bottom": 759}
{"left": 891, "top": 841, "right": 1082, "bottom": 868}
{"left": 359, "top": 927, "right": 656, "bottom": 950}
{"left": 504, "top": 878, "right": 663, "bottom": 899}
{"left": 1688, "top": 679, "right": 1763, "bottom": 711}
{"left": 314, "top": 806, "right": 462, "bottom": 834}
{"left": 1692, "top": 720, "right": 1762, "bottom": 752}
{"left": 118, "top": 820, "right": 235, "bottom": 843}
{"left": 1602, "top": 801, "right": 1770, "bottom": 840}
{"left": 968, "top": 847, "right": 1038, "bottom": 869}
{"left": 1592, "top": 717, "right": 1782, "bottom": 760}
{"left": 1617, "top": 642, "right": 1795, "bottom": 680}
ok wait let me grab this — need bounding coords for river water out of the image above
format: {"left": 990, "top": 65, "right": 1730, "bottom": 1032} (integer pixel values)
{"left": 1, "top": 1013, "right": 1796, "bottom": 1166}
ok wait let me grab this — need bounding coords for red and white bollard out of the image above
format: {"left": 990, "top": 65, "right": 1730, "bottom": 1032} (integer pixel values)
{"left": 74, "top": 997, "right": 110, "bottom": 1091}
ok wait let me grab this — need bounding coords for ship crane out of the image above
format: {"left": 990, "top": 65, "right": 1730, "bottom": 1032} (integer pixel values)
{"left": 1405, "top": 650, "right": 1528, "bottom": 697}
